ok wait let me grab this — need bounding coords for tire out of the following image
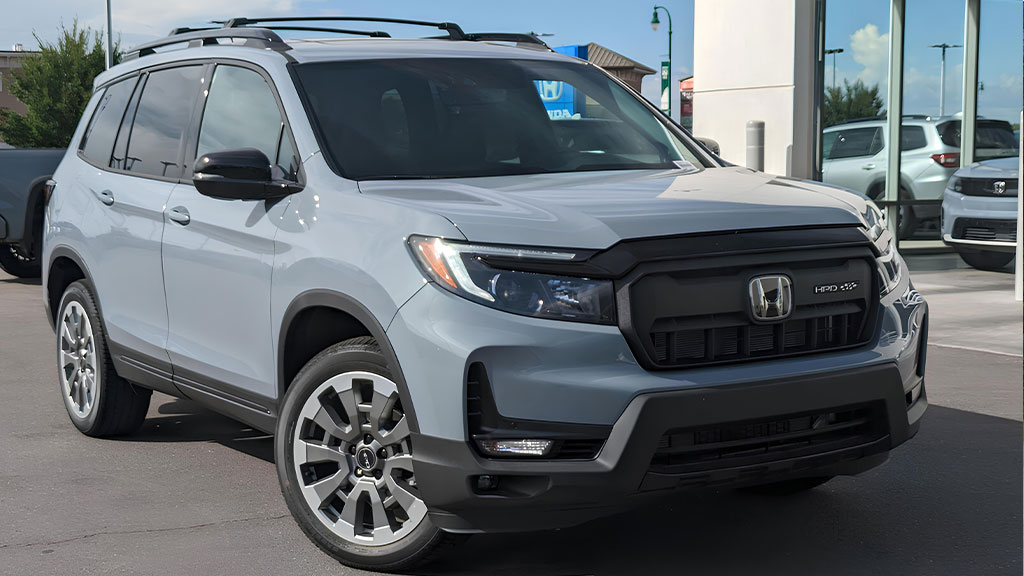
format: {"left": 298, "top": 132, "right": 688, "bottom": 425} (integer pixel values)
{"left": 958, "top": 250, "right": 1014, "bottom": 271}
{"left": 896, "top": 191, "right": 916, "bottom": 240}
{"left": 56, "top": 280, "right": 151, "bottom": 436}
{"left": 276, "top": 337, "right": 463, "bottom": 572}
{"left": 0, "top": 243, "right": 41, "bottom": 278}
{"left": 740, "top": 476, "right": 834, "bottom": 496}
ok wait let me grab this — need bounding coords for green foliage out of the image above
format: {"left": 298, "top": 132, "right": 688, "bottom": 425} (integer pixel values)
{"left": 0, "top": 22, "right": 119, "bottom": 148}
{"left": 824, "top": 79, "right": 885, "bottom": 127}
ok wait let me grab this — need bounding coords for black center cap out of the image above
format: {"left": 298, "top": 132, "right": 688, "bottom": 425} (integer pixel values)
{"left": 356, "top": 447, "right": 377, "bottom": 471}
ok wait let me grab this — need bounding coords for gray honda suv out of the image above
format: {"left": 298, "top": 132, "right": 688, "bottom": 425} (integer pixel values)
{"left": 42, "top": 18, "right": 928, "bottom": 572}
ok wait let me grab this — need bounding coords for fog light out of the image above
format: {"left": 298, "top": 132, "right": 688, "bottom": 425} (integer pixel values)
{"left": 476, "top": 475, "right": 499, "bottom": 491}
{"left": 476, "top": 439, "right": 554, "bottom": 457}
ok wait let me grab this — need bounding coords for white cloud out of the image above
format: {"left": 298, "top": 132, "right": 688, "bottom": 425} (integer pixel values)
{"left": 850, "top": 23, "right": 889, "bottom": 88}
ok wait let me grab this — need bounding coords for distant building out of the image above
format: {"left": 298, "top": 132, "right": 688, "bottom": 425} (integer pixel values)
{"left": 1, "top": 45, "right": 34, "bottom": 146}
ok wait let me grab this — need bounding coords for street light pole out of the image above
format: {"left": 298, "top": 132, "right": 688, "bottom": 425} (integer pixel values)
{"left": 825, "top": 48, "right": 844, "bottom": 90}
{"left": 104, "top": 0, "right": 113, "bottom": 69}
{"left": 651, "top": 6, "right": 672, "bottom": 118}
{"left": 929, "top": 43, "right": 962, "bottom": 116}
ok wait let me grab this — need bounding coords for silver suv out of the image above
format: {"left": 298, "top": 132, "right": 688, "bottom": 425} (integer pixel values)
{"left": 823, "top": 116, "right": 1017, "bottom": 238}
{"left": 43, "top": 18, "right": 928, "bottom": 572}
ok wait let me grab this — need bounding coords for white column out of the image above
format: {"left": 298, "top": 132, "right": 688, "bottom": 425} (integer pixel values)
{"left": 884, "top": 0, "right": 905, "bottom": 241}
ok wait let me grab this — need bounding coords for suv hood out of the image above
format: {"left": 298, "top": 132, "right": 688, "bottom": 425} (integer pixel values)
{"left": 358, "top": 167, "right": 871, "bottom": 249}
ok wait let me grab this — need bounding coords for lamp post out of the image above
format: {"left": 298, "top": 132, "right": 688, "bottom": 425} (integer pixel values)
{"left": 104, "top": 0, "right": 113, "bottom": 69}
{"left": 929, "top": 43, "right": 962, "bottom": 116}
{"left": 650, "top": 5, "right": 672, "bottom": 118}
{"left": 825, "top": 47, "right": 844, "bottom": 90}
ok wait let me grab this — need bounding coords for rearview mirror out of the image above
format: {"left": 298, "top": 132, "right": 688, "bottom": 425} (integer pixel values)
{"left": 192, "top": 148, "right": 301, "bottom": 200}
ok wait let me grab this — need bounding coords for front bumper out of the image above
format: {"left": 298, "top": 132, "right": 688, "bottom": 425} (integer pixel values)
{"left": 941, "top": 189, "right": 1018, "bottom": 252}
{"left": 387, "top": 275, "right": 928, "bottom": 533}
{"left": 415, "top": 361, "right": 925, "bottom": 533}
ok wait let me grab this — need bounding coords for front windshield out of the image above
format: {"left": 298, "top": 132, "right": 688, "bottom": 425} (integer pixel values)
{"left": 295, "top": 58, "right": 706, "bottom": 179}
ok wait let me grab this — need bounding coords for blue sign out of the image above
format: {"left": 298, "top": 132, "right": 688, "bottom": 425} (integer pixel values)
{"left": 536, "top": 45, "right": 590, "bottom": 120}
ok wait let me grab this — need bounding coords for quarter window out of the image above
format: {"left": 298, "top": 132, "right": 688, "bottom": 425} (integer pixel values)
{"left": 827, "top": 127, "right": 882, "bottom": 159}
{"left": 900, "top": 126, "right": 927, "bottom": 151}
{"left": 124, "top": 66, "right": 203, "bottom": 178}
{"left": 197, "top": 65, "right": 297, "bottom": 180}
{"left": 79, "top": 77, "right": 137, "bottom": 166}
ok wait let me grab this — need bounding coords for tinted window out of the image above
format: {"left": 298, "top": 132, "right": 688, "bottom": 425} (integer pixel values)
{"left": 197, "top": 66, "right": 291, "bottom": 174}
{"left": 936, "top": 119, "right": 1018, "bottom": 159}
{"left": 901, "top": 125, "right": 927, "bottom": 151}
{"left": 828, "top": 127, "right": 881, "bottom": 159}
{"left": 125, "top": 66, "right": 202, "bottom": 178}
{"left": 79, "top": 78, "right": 137, "bottom": 165}
{"left": 822, "top": 131, "right": 838, "bottom": 159}
{"left": 296, "top": 58, "right": 703, "bottom": 180}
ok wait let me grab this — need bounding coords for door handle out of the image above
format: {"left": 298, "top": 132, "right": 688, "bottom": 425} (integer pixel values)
{"left": 167, "top": 206, "right": 190, "bottom": 226}
{"left": 95, "top": 189, "right": 115, "bottom": 206}
{"left": 861, "top": 163, "right": 876, "bottom": 171}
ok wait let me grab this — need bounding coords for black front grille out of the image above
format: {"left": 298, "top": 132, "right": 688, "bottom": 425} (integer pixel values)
{"left": 649, "top": 403, "right": 887, "bottom": 475}
{"left": 958, "top": 177, "right": 1018, "bottom": 197}
{"left": 952, "top": 218, "right": 1018, "bottom": 243}
{"left": 625, "top": 252, "right": 877, "bottom": 369}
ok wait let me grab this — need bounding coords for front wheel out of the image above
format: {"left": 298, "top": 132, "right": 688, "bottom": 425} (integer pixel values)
{"left": 276, "top": 337, "right": 462, "bottom": 572}
{"left": 958, "top": 250, "right": 1014, "bottom": 271}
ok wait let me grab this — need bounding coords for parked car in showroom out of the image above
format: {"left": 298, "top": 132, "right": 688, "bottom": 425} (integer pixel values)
{"left": 43, "top": 18, "right": 928, "bottom": 572}
{"left": 0, "top": 148, "right": 64, "bottom": 277}
{"left": 942, "top": 156, "right": 1019, "bottom": 270}
{"left": 822, "top": 115, "right": 1017, "bottom": 239}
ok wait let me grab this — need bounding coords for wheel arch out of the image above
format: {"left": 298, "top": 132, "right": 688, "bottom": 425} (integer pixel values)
{"left": 278, "top": 290, "right": 420, "bottom": 433}
{"left": 21, "top": 175, "right": 50, "bottom": 253}
{"left": 45, "top": 246, "right": 93, "bottom": 331}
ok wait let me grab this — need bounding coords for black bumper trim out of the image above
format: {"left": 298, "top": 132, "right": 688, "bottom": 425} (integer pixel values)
{"left": 413, "top": 362, "right": 924, "bottom": 533}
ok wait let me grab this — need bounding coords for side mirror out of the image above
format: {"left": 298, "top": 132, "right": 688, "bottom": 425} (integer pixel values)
{"left": 192, "top": 148, "right": 301, "bottom": 200}
{"left": 695, "top": 137, "right": 720, "bottom": 155}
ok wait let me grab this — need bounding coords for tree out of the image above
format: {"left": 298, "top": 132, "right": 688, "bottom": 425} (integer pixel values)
{"left": 0, "top": 22, "right": 118, "bottom": 148}
{"left": 824, "top": 79, "right": 885, "bottom": 127}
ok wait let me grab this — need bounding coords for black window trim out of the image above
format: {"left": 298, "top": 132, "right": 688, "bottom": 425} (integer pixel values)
{"left": 76, "top": 61, "right": 207, "bottom": 184}
{"left": 183, "top": 58, "right": 305, "bottom": 187}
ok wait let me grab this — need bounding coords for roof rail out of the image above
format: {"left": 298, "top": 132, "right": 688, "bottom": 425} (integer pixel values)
{"left": 221, "top": 16, "right": 467, "bottom": 40}
{"left": 256, "top": 26, "right": 391, "bottom": 38}
{"left": 463, "top": 32, "right": 551, "bottom": 49}
{"left": 124, "top": 28, "right": 287, "bottom": 61}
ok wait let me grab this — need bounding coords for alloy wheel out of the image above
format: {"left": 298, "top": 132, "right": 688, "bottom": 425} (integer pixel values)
{"left": 59, "top": 301, "right": 97, "bottom": 417}
{"left": 292, "top": 371, "right": 426, "bottom": 546}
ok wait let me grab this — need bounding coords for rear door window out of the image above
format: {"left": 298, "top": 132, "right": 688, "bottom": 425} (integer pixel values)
{"left": 827, "top": 127, "right": 881, "bottom": 159}
{"left": 900, "top": 126, "right": 927, "bottom": 151}
{"left": 79, "top": 77, "right": 138, "bottom": 166}
{"left": 124, "top": 66, "right": 203, "bottom": 178}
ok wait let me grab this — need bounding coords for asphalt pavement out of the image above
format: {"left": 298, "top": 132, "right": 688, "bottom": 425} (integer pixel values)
{"left": 0, "top": 254, "right": 1020, "bottom": 576}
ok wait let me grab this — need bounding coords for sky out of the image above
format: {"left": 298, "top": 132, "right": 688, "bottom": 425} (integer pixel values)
{"left": 2, "top": 0, "right": 1020, "bottom": 123}
{"left": 826, "top": 0, "right": 1023, "bottom": 123}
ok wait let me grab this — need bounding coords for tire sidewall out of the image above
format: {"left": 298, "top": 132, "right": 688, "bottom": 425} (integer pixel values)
{"left": 56, "top": 280, "right": 105, "bottom": 434}
{"left": 275, "top": 343, "right": 441, "bottom": 569}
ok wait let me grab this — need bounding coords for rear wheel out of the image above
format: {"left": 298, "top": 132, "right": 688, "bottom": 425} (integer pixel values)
{"left": 0, "top": 243, "right": 41, "bottom": 278}
{"left": 276, "top": 337, "right": 462, "bottom": 572}
{"left": 56, "top": 280, "right": 151, "bottom": 436}
{"left": 958, "top": 250, "right": 1014, "bottom": 271}
{"left": 740, "top": 476, "right": 834, "bottom": 496}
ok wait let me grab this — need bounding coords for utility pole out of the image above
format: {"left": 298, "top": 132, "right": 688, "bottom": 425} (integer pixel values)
{"left": 825, "top": 48, "right": 844, "bottom": 90}
{"left": 104, "top": 0, "right": 113, "bottom": 69}
{"left": 929, "top": 43, "right": 962, "bottom": 116}
{"left": 651, "top": 6, "right": 673, "bottom": 118}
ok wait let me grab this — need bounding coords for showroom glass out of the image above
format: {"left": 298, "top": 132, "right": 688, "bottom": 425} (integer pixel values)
{"left": 976, "top": 0, "right": 1023, "bottom": 161}
{"left": 123, "top": 66, "right": 203, "bottom": 178}
{"left": 198, "top": 65, "right": 298, "bottom": 180}
{"left": 78, "top": 77, "right": 137, "bottom": 166}
{"left": 295, "top": 58, "right": 704, "bottom": 180}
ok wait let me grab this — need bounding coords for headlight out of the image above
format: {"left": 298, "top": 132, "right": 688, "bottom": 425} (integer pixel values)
{"left": 947, "top": 176, "right": 963, "bottom": 193}
{"left": 407, "top": 236, "right": 616, "bottom": 324}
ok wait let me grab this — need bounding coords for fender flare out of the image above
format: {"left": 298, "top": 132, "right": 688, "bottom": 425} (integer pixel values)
{"left": 277, "top": 289, "right": 420, "bottom": 434}
{"left": 45, "top": 245, "right": 95, "bottom": 330}
{"left": 20, "top": 175, "right": 51, "bottom": 253}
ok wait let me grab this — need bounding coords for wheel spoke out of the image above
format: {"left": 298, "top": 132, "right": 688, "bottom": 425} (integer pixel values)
{"left": 380, "top": 415, "right": 409, "bottom": 444}
{"left": 366, "top": 486, "right": 391, "bottom": 534}
{"left": 336, "top": 386, "right": 362, "bottom": 432}
{"left": 369, "top": 391, "right": 392, "bottom": 433}
{"left": 312, "top": 404, "right": 356, "bottom": 442}
{"left": 385, "top": 475, "right": 421, "bottom": 513}
{"left": 308, "top": 468, "right": 349, "bottom": 506}
{"left": 384, "top": 453, "right": 414, "bottom": 474}
{"left": 297, "top": 440, "right": 346, "bottom": 465}
{"left": 339, "top": 485, "right": 363, "bottom": 526}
